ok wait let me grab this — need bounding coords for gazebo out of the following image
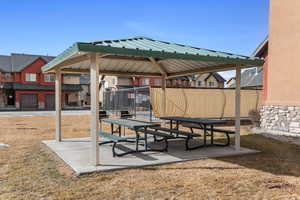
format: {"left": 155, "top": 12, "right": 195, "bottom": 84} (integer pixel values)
{"left": 42, "top": 37, "right": 264, "bottom": 166}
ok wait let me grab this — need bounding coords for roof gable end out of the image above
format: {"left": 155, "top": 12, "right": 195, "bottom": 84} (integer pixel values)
{"left": 11, "top": 53, "right": 55, "bottom": 72}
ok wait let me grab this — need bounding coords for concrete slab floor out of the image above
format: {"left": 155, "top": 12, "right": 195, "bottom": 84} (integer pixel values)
{"left": 42, "top": 138, "right": 260, "bottom": 176}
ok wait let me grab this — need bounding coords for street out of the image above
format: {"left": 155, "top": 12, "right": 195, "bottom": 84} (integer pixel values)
{"left": 0, "top": 110, "right": 90, "bottom": 117}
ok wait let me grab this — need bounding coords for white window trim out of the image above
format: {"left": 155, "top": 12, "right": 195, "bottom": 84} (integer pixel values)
{"left": 154, "top": 79, "right": 161, "bottom": 85}
{"left": 25, "top": 73, "right": 37, "bottom": 82}
{"left": 142, "top": 78, "right": 150, "bottom": 85}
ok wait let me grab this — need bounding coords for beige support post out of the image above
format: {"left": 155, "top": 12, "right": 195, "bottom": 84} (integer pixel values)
{"left": 161, "top": 76, "right": 167, "bottom": 120}
{"left": 90, "top": 54, "right": 100, "bottom": 166}
{"left": 235, "top": 67, "right": 241, "bottom": 151}
{"left": 55, "top": 68, "right": 62, "bottom": 142}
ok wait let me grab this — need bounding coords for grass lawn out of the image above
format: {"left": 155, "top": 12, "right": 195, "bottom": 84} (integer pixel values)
{"left": 1, "top": 115, "right": 300, "bottom": 200}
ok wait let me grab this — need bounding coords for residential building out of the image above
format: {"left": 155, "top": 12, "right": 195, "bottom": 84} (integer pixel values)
{"left": 134, "top": 73, "right": 226, "bottom": 88}
{"left": 226, "top": 37, "right": 267, "bottom": 89}
{"left": 99, "top": 73, "right": 225, "bottom": 90}
{"left": 0, "top": 53, "right": 81, "bottom": 110}
{"left": 226, "top": 77, "right": 236, "bottom": 88}
{"left": 97, "top": 76, "right": 134, "bottom": 103}
{"left": 192, "top": 73, "right": 226, "bottom": 88}
{"left": 260, "top": 0, "right": 300, "bottom": 134}
{"left": 167, "top": 76, "right": 191, "bottom": 87}
{"left": 134, "top": 77, "right": 162, "bottom": 87}
{"left": 253, "top": 37, "right": 268, "bottom": 99}
{"left": 134, "top": 77, "right": 191, "bottom": 87}
{"left": 227, "top": 67, "right": 263, "bottom": 89}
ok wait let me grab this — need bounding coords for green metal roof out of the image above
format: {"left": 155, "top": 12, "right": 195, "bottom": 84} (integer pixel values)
{"left": 42, "top": 37, "right": 264, "bottom": 75}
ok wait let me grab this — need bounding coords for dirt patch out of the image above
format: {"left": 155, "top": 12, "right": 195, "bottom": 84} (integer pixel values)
{"left": 40, "top": 143, "right": 76, "bottom": 177}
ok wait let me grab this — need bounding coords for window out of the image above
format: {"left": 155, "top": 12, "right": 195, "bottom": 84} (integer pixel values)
{"left": 197, "top": 81, "right": 202, "bottom": 87}
{"left": 209, "top": 82, "right": 214, "bottom": 87}
{"left": 142, "top": 78, "right": 150, "bottom": 85}
{"left": 154, "top": 79, "right": 161, "bottom": 86}
{"left": 44, "top": 74, "right": 55, "bottom": 82}
{"left": 25, "top": 73, "right": 36, "bottom": 82}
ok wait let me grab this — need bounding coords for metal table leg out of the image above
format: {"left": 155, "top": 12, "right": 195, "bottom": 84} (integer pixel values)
{"left": 110, "top": 123, "right": 114, "bottom": 134}
{"left": 176, "top": 121, "right": 179, "bottom": 130}
{"left": 136, "top": 132, "right": 140, "bottom": 152}
{"left": 144, "top": 132, "right": 148, "bottom": 151}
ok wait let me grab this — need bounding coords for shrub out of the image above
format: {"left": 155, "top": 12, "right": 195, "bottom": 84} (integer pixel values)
{"left": 249, "top": 109, "right": 261, "bottom": 127}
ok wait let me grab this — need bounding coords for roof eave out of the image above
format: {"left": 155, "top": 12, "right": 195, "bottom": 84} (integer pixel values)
{"left": 42, "top": 43, "right": 80, "bottom": 72}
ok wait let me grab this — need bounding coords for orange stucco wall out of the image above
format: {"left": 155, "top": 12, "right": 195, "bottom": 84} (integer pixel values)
{"left": 267, "top": 0, "right": 300, "bottom": 106}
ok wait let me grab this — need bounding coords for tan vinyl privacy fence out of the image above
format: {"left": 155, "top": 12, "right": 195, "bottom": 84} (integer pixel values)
{"left": 150, "top": 88, "right": 261, "bottom": 118}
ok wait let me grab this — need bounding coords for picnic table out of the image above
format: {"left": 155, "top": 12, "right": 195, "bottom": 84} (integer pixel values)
{"left": 100, "top": 118, "right": 161, "bottom": 156}
{"left": 160, "top": 116, "right": 231, "bottom": 148}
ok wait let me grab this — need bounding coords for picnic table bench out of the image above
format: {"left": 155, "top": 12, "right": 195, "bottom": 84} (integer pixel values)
{"left": 99, "top": 131, "right": 135, "bottom": 157}
{"left": 149, "top": 126, "right": 202, "bottom": 150}
{"left": 160, "top": 117, "right": 233, "bottom": 148}
{"left": 100, "top": 118, "right": 162, "bottom": 156}
{"left": 137, "top": 129, "right": 175, "bottom": 152}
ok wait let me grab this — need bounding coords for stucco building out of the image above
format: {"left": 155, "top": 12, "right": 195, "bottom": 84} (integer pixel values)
{"left": 260, "top": 0, "right": 300, "bottom": 134}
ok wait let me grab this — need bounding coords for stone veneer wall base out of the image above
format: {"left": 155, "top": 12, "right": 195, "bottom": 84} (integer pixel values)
{"left": 260, "top": 105, "right": 300, "bottom": 134}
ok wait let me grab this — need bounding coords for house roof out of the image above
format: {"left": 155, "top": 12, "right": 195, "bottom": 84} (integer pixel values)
{"left": 0, "top": 53, "right": 55, "bottom": 72}
{"left": 229, "top": 67, "right": 262, "bottom": 88}
{"left": 252, "top": 36, "right": 268, "bottom": 57}
{"left": 11, "top": 53, "right": 55, "bottom": 72}
{"left": 227, "top": 36, "right": 268, "bottom": 88}
{"left": 42, "top": 37, "right": 264, "bottom": 77}
{"left": 170, "top": 76, "right": 192, "bottom": 81}
{"left": 0, "top": 55, "right": 12, "bottom": 72}
{"left": 204, "top": 72, "right": 226, "bottom": 82}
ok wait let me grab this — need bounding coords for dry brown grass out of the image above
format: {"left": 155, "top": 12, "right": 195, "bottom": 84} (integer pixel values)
{"left": 1, "top": 115, "right": 300, "bottom": 200}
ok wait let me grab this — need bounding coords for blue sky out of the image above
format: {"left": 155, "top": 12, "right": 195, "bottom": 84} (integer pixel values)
{"left": 0, "top": 0, "right": 269, "bottom": 80}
